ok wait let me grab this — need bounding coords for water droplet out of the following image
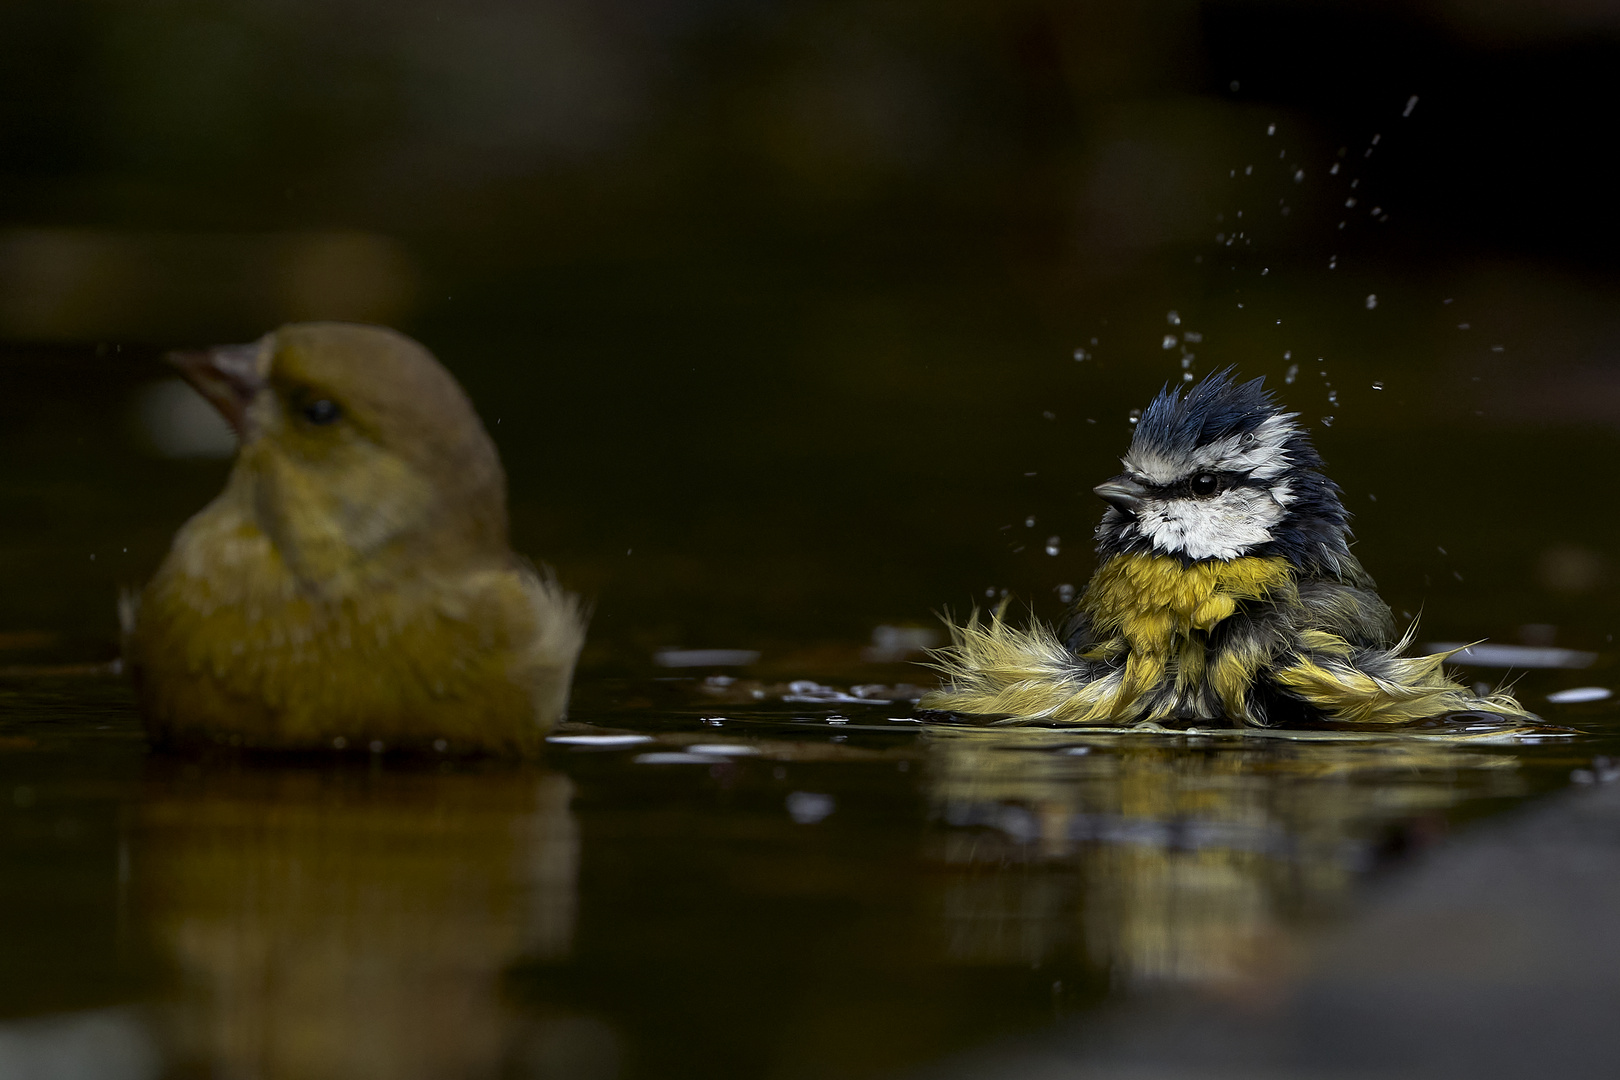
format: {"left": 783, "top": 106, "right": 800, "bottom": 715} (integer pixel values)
{"left": 1328, "top": 255, "right": 1338, "bottom": 269}
{"left": 1181, "top": 356, "right": 1193, "bottom": 370}
{"left": 1167, "top": 310, "right": 1181, "bottom": 325}
{"left": 1293, "top": 169, "right": 1304, "bottom": 182}
{"left": 1321, "top": 415, "right": 1335, "bottom": 426}
{"left": 1329, "top": 162, "right": 1340, "bottom": 175}
{"left": 1055, "top": 583, "right": 1076, "bottom": 603}
{"left": 1266, "top": 123, "right": 1276, "bottom": 135}
{"left": 1244, "top": 165, "right": 1253, "bottom": 175}
{"left": 1403, "top": 94, "right": 1419, "bottom": 117}
{"left": 1346, "top": 197, "right": 1358, "bottom": 208}
{"left": 1328, "top": 391, "right": 1339, "bottom": 405}
{"left": 1183, "top": 372, "right": 1194, "bottom": 382}
{"left": 1073, "top": 348, "right": 1089, "bottom": 361}
{"left": 1161, "top": 334, "right": 1178, "bottom": 349}
{"left": 1183, "top": 331, "right": 1202, "bottom": 343}
{"left": 1127, "top": 408, "right": 1141, "bottom": 425}
{"left": 1045, "top": 536, "right": 1061, "bottom": 556}
{"left": 1371, "top": 381, "right": 1384, "bottom": 390}
{"left": 1025, "top": 516, "right": 1036, "bottom": 527}
{"left": 1285, "top": 363, "right": 1298, "bottom": 384}
{"left": 1365, "top": 294, "right": 1377, "bottom": 309}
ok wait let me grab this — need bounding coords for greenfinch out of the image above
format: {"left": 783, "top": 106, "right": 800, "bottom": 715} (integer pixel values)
{"left": 125, "top": 323, "right": 586, "bottom": 755}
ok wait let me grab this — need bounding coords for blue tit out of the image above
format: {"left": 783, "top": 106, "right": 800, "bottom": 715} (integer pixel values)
{"left": 922, "top": 372, "right": 1534, "bottom": 727}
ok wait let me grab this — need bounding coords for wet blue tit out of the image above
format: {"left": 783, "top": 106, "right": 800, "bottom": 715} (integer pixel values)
{"left": 922, "top": 372, "right": 1533, "bottom": 727}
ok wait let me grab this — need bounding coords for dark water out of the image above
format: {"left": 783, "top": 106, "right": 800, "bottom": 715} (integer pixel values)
{"left": 6, "top": 2, "right": 1620, "bottom": 1077}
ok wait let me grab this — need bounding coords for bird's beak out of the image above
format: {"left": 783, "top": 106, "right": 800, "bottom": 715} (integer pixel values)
{"left": 1094, "top": 476, "right": 1150, "bottom": 514}
{"left": 166, "top": 342, "right": 268, "bottom": 436}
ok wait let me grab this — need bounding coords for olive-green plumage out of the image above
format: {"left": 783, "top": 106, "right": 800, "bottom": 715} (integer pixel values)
{"left": 125, "top": 323, "right": 586, "bottom": 754}
{"left": 922, "top": 374, "right": 1532, "bottom": 728}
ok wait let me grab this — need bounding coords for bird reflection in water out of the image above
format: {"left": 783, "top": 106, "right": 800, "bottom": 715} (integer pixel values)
{"left": 924, "top": 730, "right": 1526, "bottom": 988}
{"left": 133, "top": 763, "right": 607, "bottom": 1080}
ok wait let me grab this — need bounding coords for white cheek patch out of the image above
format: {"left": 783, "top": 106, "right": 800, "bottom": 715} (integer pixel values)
{"left": 1134, "top": 487, "right": 1288, "bottom": 560}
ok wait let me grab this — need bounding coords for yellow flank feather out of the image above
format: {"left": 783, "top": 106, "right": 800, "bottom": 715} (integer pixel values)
{"left": 922, "top": 554, "right": 1533, "bottom": 728}
{"left": 1272, "top": 629, "right": 1532, "bottom": 725}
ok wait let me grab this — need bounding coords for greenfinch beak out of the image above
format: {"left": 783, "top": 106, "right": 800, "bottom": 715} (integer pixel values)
{"left": 1094, "top": 476, "right": 1149, "bottom": 513}
{"left": 166, "top": 343, "right": 267, "bottom": 436}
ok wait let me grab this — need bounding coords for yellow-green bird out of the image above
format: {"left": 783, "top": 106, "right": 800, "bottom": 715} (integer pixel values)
{"left": 923, "top": 372, "right": 1532, "bottom": 727}
{"left": 124, "top": 323, "right": 586, "bottom": 754}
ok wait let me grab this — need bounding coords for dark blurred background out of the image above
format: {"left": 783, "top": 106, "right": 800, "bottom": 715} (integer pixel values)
{"left": 3, "top": 0, "right": 1619, "bottom": 673}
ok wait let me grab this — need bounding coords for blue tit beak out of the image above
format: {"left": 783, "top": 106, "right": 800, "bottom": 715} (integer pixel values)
{"left": 1094, "top": 476, "right": 1149, "bottom": 514}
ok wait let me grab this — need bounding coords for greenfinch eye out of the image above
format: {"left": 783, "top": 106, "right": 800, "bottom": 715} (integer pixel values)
{"left": 302, "top": 398, "right": 342, "bottom": 426}
{"left": 1191, "top": 473, "right": 1219, "bottom": 497}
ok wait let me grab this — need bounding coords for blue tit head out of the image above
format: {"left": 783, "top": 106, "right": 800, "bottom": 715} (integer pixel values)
{"left": 1093, "top": 372, "right": 1353, "bottom": 576}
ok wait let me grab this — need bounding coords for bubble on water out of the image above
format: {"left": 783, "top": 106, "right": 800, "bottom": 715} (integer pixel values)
{"left": 786, "top": 791, "right": 836, "bottom": 824}
{"left": 1167, "top": 310, "right": 1181, "bottom": 325}
{"left": 1365, "top": 294, "right": 1377, "bottom": 309}
{"left": 1161, "top": 334, "right": 1178, "bottom": 349}
{"left": 1285, "top": 363, "right": 1299, "bottom": 384}
{"left": 1045, "top": 536, "right": 1061, "bottom": 556}
{"left": 1321, "top": 415, "right": 1335, "bottom": 426}
{"left": 1548, "top": 687, "right": 1611, "bottom": 704}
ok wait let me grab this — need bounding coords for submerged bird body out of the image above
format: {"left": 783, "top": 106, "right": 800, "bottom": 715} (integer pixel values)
{"left": 924, "top": 374, "right": 1530, "bottom": 727}
{"left": 127, "top": 323, "right": 585, "bottom": 754}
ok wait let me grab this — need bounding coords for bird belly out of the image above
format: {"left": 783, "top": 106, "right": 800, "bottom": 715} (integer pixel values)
{"left": 1082, "top": 553, "right": 1295, "bottom": 723}
{"left": 128, "top": 511, "right": 580, "bottom": 753}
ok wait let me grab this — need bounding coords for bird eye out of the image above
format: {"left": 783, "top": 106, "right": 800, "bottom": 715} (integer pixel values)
{"left": 302, "top": 398, "right": 342, "bottom": 426}
{"left": 1191, "top": 473, "right": 1219, "bottom": 497}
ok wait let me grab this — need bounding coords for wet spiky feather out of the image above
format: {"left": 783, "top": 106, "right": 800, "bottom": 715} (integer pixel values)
{"left": 923, "top": 373, "right": 1534, "bottom": 728}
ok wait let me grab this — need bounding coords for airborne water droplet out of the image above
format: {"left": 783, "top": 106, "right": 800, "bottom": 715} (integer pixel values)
{"left": 1321, "top": 416, "right": 1335, "bottom": 426}
{"left": 1045, "top": 536, "right": 1061, "bottom": 556}
{"left": 1285, "top": 363, "right": 1299, "bottom": 384}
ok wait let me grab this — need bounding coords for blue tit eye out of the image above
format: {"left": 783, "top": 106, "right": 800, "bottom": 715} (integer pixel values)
{"left": 302, "top": 398, "right": 341, "bottom": 426}
{"left": 1191, "top": 473, "right": 1219, "bottom": 497}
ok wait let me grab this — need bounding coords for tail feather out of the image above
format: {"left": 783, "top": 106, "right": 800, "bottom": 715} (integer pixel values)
{"left": 920, "top": 607, "right": 1131, "bottom": 723}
